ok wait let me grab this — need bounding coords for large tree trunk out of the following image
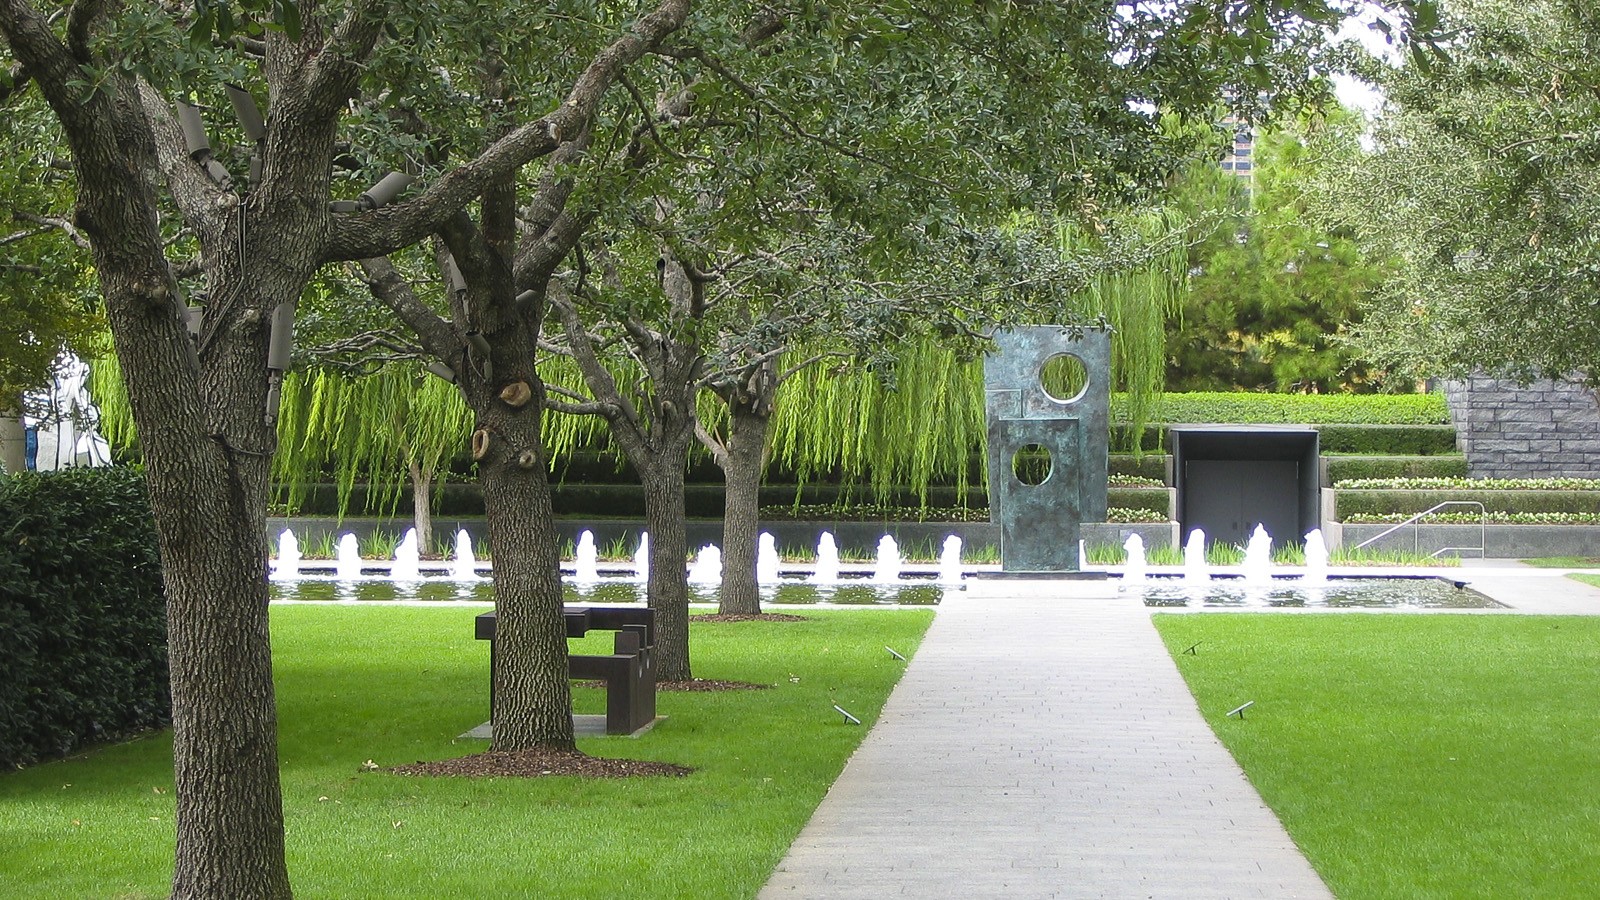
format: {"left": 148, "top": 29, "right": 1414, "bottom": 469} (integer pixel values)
{"left": 718, "top": 403, "right": 771, "bottom": 615}
{"left": 642, "top": 457, "right": 692, "bottom": 681}
{"left": 101, "top": 267, "right": 294, "bottom": 899}
{"left": 469, "top": 318, "right": 574, "bottom": 750}
{"left": 480, "top": 425, "right": 574, "bottom": 751}
{"left": 160, "top": 461, "right": 288, "bottom": 899}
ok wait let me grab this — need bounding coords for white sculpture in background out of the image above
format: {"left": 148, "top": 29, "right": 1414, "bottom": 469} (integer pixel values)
{"left": 271, "top": 529, "right": 302, "bottom": 580}
{"left": 7, "top": 353, "right": 112, "bottom": 472}
{"left": 335, "top": 533, "right": 363, "bottom": 580}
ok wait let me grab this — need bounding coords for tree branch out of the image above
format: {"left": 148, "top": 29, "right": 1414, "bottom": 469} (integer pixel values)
{"left": 353, "top": 256, "right": 462, "bottom": 365}
{"left": 12, "top": 212, "right": 90, "bottom": 250}
{"left": 322, "top": 0, "right": 690, "bottom": 263}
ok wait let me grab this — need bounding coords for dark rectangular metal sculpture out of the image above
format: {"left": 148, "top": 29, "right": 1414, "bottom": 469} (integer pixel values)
{"left": 983, "top": 326, "right": 1111, "bottom": 572}
{"left": 475, "top": 606, "right": 657, "bottom": 736}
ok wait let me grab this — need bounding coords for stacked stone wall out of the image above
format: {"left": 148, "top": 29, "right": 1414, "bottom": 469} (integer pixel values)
{"left": 1442, "top": 377, "right": 1600, "bottom": 479}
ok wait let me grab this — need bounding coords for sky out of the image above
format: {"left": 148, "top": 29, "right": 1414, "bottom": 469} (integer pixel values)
{"left": 1329, "top": 10, "right": 1405, "bottom": 118}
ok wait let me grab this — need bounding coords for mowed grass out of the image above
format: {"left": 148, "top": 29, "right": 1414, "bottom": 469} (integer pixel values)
{"left": 0, "top": 605, "right": 933, "bottom": 899}
{"left": 1154, "top": 614, "right": 1600, "bottom": 899}
{"left": 1521, "top": 557, "right": 1600, "bottom": 568}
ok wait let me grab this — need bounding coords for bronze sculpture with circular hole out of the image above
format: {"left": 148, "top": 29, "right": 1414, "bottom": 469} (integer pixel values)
{"left": 983, "top": 327, "right": 1110, "bottom": 572}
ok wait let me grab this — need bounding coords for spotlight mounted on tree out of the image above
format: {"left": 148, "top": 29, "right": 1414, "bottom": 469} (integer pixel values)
{"left": 443, "top": 255, "right": 468, "bottom": 298}
{"left": 174, "top": 100, "right": 232, "bottom": 188}
{"left": 264, "top": 300, "right": 296, "bottom": 425}
{"left": 329, "top": 172, "right": 414, "bottom": 212}
{"left": 225, "top": 83, "right": 267, "bottom": 183}
{"left": 360, "top": 172, "right": 413, "bottom": 209}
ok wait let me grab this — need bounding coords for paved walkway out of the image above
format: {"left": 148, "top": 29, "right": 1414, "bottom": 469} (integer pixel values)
{"left": 761, "top": 566, "right": 1600, "bottom": 899}
{"left": 762, "top": 581, "right": 1332, "bottom": 899}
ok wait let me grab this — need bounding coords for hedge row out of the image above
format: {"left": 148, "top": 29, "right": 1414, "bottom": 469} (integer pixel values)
{"left": 1113, "top": 392, "right": 1450, "bottom": 425}
{"left": 1325, "top": 456, "right": 1470, "bottom": 484}
{"left": 1112, "top": 423, "right": 1459, "bottom": 456}
{"left": 0, "top": 467, "right": 169, "bottom": 770}
{"left": 757, "top": 504, "right": 1168, "bottom": 524}
{"left": 1338, "top": 476, "right": 1600, "bottom": 491}
{"left": 1332, "top": 489, "right": 1600, "bottom": 519}
{"left": 1344, "top": 512, "right": 1600, "bottom": 525}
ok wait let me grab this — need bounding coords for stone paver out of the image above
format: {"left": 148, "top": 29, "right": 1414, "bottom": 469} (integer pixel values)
{"left": 761, "top": 582, "right": 1331, "bottom": 900}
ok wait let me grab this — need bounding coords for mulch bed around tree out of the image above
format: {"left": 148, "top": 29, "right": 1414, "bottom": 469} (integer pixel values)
{"left": 658, "top": 679, "right": 770, "bottom": 692}
{"left": 694, "top": 613, "right": 808, "bottom": 623}
{"left": 389, "top": 749, "right": 692, "bottom": 779}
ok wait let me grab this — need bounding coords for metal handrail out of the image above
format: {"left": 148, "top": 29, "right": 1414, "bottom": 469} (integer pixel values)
{"left": 1352, "top": 501, "right": 1487, "bottom": 558}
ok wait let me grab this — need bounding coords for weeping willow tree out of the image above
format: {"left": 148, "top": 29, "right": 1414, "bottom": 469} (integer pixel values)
{"left": 92, "top": 356, "right": 474, "bottom": 552}
{"left": 767, "top": 217, "right": 1187, "bottom": 508}
{"left": 272, "top": 367, "right": 473, "bottom": 552}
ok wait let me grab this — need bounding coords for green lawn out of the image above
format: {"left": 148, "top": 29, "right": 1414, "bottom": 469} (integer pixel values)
{"left": 1155, "top": 614, "right": 1600, "bottom": 899}
{"left": 0, "top": 605, "right": 933, "bottom": 899}
{"left": 1520, "top": 557, "right": 1600, "bottom": 568}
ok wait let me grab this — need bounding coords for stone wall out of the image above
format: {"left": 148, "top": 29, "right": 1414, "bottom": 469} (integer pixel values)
{"left": 1442, "top": 377, "right": 1600, "bottom": 478}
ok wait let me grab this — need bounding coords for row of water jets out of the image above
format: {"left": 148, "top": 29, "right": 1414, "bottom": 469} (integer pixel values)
{"left": 1122, "top": 524, "right": 1330, "bottom": 586}
{"left": 270, "top": 528, "right": 967, "bottom": 586}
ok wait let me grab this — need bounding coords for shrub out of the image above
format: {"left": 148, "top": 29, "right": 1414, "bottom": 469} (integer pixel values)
{"left": 1339, "top": 477, "right": 1600, "bottom": 491}
{"left": 1315, "top": 425, "right": 1458, "bottom": 456}
{"left": 1109, "top": 453, "right": 1169, "bottom": 480}
{"left": 756, "top": 503, "right": 1168, "bottom": 524}
{"left": 1334, "top": 489, "right": 1600, "bottom": 519}
{"left": 1112, "top": 423, "right": 1458, "bottom": 456}
{"left": 0, "top": 467, "right": 169, "bottom": 769}
{"left": 1113, "top": 392, "right": 1450, "bottom": 425}
{"left": 1326, "top": 457, "right": 1469, "bottom": 484}
{"left": 1344, "top": 512, "right": 1600, "bottom": 525}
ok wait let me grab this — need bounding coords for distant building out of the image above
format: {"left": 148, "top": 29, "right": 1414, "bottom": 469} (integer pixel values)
{"left": 1219, "top": 116, "right": 1254, "bottom": 185}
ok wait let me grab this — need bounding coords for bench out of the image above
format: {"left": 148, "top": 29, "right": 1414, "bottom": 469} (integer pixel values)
{"left": 474, "top": 606, "right": 657, "bottom": 736}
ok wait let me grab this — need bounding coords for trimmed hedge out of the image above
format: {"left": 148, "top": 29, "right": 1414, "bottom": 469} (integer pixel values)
{"left": 1326, "top": 456, "right": 1469, "bottom": 484}
{"left": 1315, "top": 424, "right": 1459, "bottom": 456}
{"left": 1109, "top": 454, "right": 1169, "bottom": 480}
{"left": 1114, "top": 391, "right": 1450, "bottom": 425}
{"left": 1344, "top": 512, "right": 1600, "bottom": 525}
{"left": 0, "top": 467, "right": 169, "bottom": 770}
{"left": 1333, "top": 489, "right": 1600, "bottom": 519}
{"left": 1339, "top": 477, "right": 1600, "bottom": 491}
{"left": 1111, "top": 423, "right": 1458, "bottom": 456}
{"left": 757, "top": 503, "right": 1168, "bottom": 524}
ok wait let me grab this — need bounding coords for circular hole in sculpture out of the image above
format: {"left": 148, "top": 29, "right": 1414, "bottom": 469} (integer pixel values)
{"left": 1012, "top": 444, "right": 1052, "bottom": 486}
{"left": 1039, "top": 353, "right": 1089, "bottom": 404}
